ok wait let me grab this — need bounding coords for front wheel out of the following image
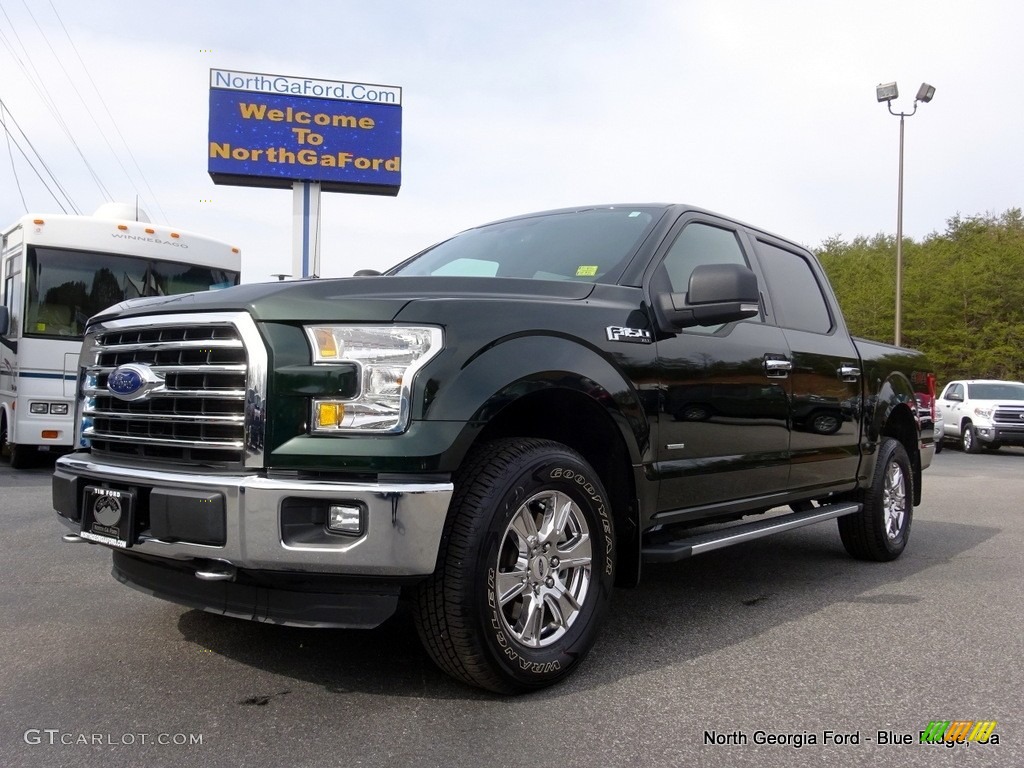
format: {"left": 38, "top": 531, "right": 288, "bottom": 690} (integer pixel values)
{"left": 414, "top": 438, "right": 615, "bottom": 693}
{"left": 961, "top": 423, "right": 981, "bottom": 453}
{"left": 838, "top": 437, "right": 913, "bottom": 561}
{"left": 1, "top": 417, "right": 32, "bottom": 469}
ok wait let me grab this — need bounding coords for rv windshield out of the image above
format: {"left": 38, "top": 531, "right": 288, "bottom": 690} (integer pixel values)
{"left": 24, "top": 246, "right": 240, "bottom": 339}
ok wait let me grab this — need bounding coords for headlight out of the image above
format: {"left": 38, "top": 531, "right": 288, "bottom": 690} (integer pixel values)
{"left": 973, "top": 406, "right": 994, "bottom": 420}
{"left": 304, "top": 325, "right": 443, "bottom": 433}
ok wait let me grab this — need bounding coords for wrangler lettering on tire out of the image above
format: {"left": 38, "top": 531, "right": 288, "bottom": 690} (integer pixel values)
{"left": 414, "top": 438, "right": 615, "bottom": 694}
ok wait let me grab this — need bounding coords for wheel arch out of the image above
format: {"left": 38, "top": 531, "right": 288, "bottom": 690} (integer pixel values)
{"left": 863, "top": 370, "right": 923, "bottom": 506}
{"left": 879, "top": 402, "right": 922, "bottom": 507}
{"left": 420, "top": 334, "right": 652, "bottom": 588}
{"left": 470, "top": 387, "right": 642, "bottom": 588}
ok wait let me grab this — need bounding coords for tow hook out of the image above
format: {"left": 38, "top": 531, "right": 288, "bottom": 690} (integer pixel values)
{"left": 195, "top": 563, "right": 237, "bottom": 582}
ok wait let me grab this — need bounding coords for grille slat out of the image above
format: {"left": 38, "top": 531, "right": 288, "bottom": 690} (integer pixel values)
{"left": 84, "top": 321, "right": 249, "bottom": 466}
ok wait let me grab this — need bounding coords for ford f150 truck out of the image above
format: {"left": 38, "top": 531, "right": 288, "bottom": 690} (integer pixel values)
{"left": 50, "top": 204, "right": 935, "bottom": 693}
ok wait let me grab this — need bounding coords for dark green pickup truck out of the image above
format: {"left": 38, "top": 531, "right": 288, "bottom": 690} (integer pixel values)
{"left": 52, "top": 204, "right": 935, "bottom": 693}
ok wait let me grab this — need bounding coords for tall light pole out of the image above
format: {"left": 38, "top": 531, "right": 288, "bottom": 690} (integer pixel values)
{"left": 876, "top": 81, "right": 935, "bottom": 347}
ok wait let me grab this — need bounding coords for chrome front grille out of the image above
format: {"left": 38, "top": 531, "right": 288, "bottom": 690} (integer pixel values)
{"left": 81, "top": 313, "right": 265, "bottom": 468}
{"left": 993, "top": 405, "right": 1024, "bottom": 424}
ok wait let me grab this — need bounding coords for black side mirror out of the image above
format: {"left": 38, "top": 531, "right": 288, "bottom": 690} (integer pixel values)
{"left": 656, "top": 263, "right": 760, "bottom": 330}
{"left": 353, "top": 269, "right": 382, "bottom": 277}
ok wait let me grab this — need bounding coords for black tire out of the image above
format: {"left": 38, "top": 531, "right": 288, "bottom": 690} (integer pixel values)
{"left": 961, "top": 423, "right": 981, "bottom": 454}
{"left": 809, "top": 411, "right": 842, "bottom": 435}
{"left": 679, "top": 404, "right": 712, "bottom": 421}
{"left": 838, "top": 437, "right": 912, "bottom": 561}
{"left": 1, "top": 416, "right": 31, "bottom": 468}
{"left": 934, "top": 434, "right": 943, "bottom": 454}
{"left": 414, "top": 438, "right": 615, "bottom": 694}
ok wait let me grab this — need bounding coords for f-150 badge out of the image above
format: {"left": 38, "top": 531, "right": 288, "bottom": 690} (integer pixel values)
{"left": 606, "top": 326, "right": 652, "bottom": 344}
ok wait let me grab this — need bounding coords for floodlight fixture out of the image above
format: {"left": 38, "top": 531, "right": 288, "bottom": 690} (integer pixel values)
{"left": 874, "top": 78, "right": 936, "bottom": 347}
{"left": 876, "top": 82, "right": 899, "bottom": 102}
{"left": 915, "top": 82, "right": 935, "bottom": 103}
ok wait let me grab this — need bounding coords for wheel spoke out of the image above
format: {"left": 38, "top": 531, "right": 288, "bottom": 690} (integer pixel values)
{"left": 495, "top": 568, "right": 530, "bottom": 606}
{"left": 557, "top": 534, "right": 592, "bottom": 569}
{"left": 542, "top": 592, "right": 568, "bottom": 632}
{"left": 538, "top": 491, "right": 573, "bottom": 543}
{"left": 509, "top": 505, "right": 540, "bottom": 544}
{"left": 515, "top": 593, "right": 545, "bottom": 646}
{"left": 553, "top": 582, "right": 582, "bottom": 617}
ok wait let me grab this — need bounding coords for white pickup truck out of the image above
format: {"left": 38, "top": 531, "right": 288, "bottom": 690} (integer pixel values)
{"left": 937, "top": 379, "right": 1024, "bottom": 452}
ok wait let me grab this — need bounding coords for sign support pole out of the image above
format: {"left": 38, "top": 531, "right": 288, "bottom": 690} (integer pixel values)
{"left": 292, "top": 181, "right": 321, "bottom": 278}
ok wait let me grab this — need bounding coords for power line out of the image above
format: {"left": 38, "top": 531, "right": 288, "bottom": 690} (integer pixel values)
{"left": 24, "top": 0, "right": 169, "bottom": 222}
{"left": 0, "top": 0, "right": 113, "bottom": 202}
{"left": 46, "top": 0, "right": 168, "bottom": 223}
{"left": 2, "top": 100, "right": 30, "bottom": 212}
{"left": 0, "top": 97, "right": 77, "bottom": 213}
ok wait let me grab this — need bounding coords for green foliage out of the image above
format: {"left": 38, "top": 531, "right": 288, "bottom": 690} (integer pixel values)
{"left": 816, "top": 209, "right": 1024, "bottom": 385}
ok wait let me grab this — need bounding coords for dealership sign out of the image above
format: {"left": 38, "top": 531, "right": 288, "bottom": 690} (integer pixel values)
{"left": 208, "top": 69, "right": 402, "bottom": 195}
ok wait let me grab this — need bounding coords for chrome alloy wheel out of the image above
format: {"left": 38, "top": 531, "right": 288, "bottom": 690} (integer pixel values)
{"left": 493, "top": 490, "right": 593, "bottom": 648}
{"left": 883, "top": 460, "right": 907, "bottom": 540}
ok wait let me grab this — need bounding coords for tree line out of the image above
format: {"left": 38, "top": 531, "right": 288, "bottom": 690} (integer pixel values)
{"left": 816, "top": 209, "right": 1024, "bottom": 385}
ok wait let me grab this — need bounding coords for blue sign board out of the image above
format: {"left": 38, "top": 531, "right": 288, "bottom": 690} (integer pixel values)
{"left": 208, "top": 69, "right": 402, "bottom": 196}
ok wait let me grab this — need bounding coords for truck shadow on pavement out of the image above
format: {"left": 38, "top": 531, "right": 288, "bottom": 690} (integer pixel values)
{"left": 175, "top": 517, "right": 998, "bottom": 701}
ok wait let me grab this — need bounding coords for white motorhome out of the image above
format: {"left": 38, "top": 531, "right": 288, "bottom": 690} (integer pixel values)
{"left": 1, "top": 203, "right": 240, "bottom": 467}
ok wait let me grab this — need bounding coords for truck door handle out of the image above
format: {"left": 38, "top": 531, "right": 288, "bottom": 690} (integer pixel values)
{"left": 838, "top": 364, "right": 861, "bottom": 382}
{"left": 764, "top": 358, "right": 793, "bottom": 378}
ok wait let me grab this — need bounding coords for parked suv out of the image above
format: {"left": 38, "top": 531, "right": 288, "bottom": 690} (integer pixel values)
{"left": 937, "top": 379, "right": 1024, "bottom": 453}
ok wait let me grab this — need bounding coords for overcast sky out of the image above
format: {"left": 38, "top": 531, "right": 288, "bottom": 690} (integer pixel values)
{"left": 2, "top": 0, "right": 1022, "bottom": 282}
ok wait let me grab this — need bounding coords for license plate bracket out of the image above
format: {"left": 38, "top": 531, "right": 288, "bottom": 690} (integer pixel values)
{"left": 80, "top": 486, "right": 136, "bottom": 548}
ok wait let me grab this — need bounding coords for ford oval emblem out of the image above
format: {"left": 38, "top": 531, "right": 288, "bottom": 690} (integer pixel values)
{"left": 107, "top": 363, "right": 162, "bottom": 401}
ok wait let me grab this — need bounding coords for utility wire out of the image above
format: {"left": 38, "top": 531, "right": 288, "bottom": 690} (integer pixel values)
{"left": 46, "top": 0, "right": 168, "bottom": 224}
{"left": 0, "top": 98, "right": 74, "bottom": 213}
{"left": 0, "top": 0, "right": 113, "bottom": 202}
{"left": 25, "top": 0, "right": 168, "bottom": 222}
{"left": 1, "top": 100, "right": 30, "bottom": 212}
{"left": 0, "top": 96, "right": 80, "bottom": 212}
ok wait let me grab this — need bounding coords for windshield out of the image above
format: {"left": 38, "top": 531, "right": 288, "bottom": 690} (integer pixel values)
{"left": 25, "top": 246, "right": 240, "bottom": 339}
{"left": 389, "top": 207, "right": 659, "bottom": 283}
{"left": 968, "top": 382, "right": 1024, "bottom": 400}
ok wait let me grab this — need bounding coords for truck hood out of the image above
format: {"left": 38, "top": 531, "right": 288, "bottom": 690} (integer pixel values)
{"left": 90, "top": 276, "right": 596, "bottom": 325}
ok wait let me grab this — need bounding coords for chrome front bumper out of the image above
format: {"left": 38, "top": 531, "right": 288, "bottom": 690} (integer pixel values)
{"left": 53, "top": 454, "right": 453, "bottom": 577}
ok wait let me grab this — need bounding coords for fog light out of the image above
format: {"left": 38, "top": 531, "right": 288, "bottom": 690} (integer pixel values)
{"left": 327, "top": 504, "right": 364, "bottom": 535}
{"left": 30, "top": 402, "right": 48, "bottom": 414}
{"left": 50, "top": 403, "right": 69, "bottom": 415}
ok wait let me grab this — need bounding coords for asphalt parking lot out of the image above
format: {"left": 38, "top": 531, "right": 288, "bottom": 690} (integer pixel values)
{"left": 2, "top": 447, "right": 1022, "bottom": 768}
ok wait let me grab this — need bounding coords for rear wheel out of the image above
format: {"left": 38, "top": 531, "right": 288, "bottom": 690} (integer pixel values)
{"left": 838, "top": 437, "right": 912, "bottom": 561}
{"left": 414, "top": 438, "right": 615, "bottom": 693}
